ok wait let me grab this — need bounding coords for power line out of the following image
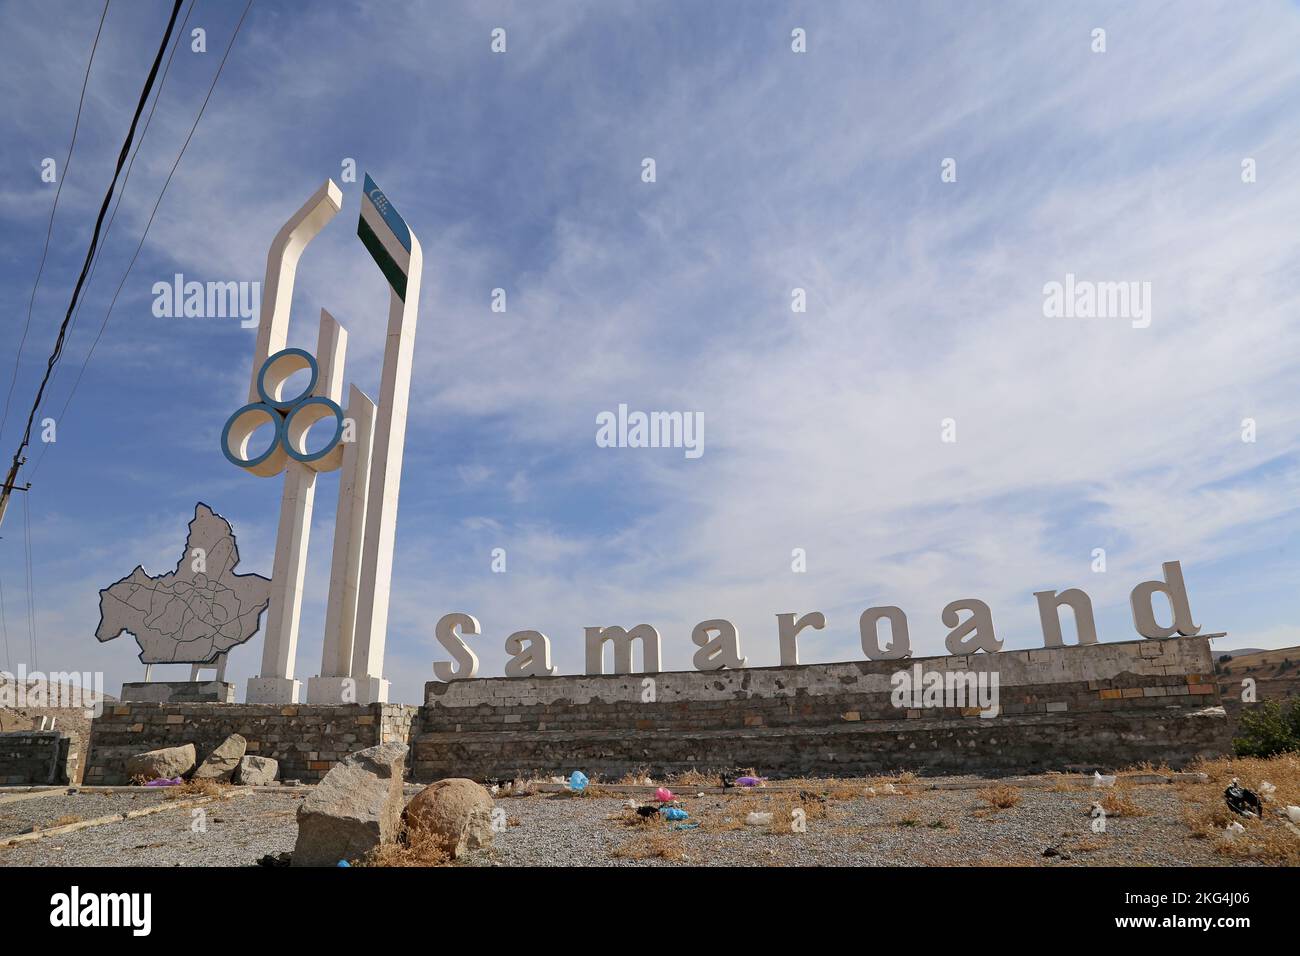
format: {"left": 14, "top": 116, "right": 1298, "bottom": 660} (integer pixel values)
{"left": 32, "top": 0, "right": 255, "bottom": 480}
{"left": 0, "top": 0, "right": 185, "bottom": 528}
{"left": 0, "top": 0, "right": 112, "bottom": 447}
{"left": 41, "top": 0, "right": 198, "bottom": 406}
{"left": 22, "top": 495, "right": 37, "bottom": 671}
{"left": 0, "top": 572, "right": 10, "bottom": 671}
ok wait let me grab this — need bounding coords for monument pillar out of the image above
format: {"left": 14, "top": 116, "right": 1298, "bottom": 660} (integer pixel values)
{"left": 348, "top": 174, "right": 424, "bottom": 704}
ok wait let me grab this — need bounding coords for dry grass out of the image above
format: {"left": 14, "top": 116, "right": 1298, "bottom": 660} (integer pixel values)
{"left": 688, "top": 789, "right": 834, "bottom": 834}
{"left": 609, "top": 806, "right": 669, "bottom": 828}
{"left": 667, "top": 768, "right": 718, "bottom": 788}
{"left": 1096, "top": 787, "right": 1147, "bottom": 818}
{"left": 1179, "top": 753, "right": 1300, "bottom": 864}
{"left": 359, "top": 821, "right": 451, "bottom": 867}
{"left": 823, "top": 783, "right": 861, "bottom": 800}
{"left": 610, "top": 832, "right": 685, "bottom": 861}
{"left": 44, "top": 814, "right": 82, "bottom": 829}
{"left": 162, "top": 778, "right": 229, "bottom": 801}
{"left": 977, "top": 785, "right": 1022, "bottom": 809}
{"left": 615, "top": 768, "right": 655, "bottom": 786}
{"left": 1122, "top": 760, "right": 1177, "bottom": 776}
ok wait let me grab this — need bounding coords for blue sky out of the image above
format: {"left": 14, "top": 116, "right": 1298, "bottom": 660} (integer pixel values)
{"left": 1, "top": 0, "right": 1298, "bottom": 704}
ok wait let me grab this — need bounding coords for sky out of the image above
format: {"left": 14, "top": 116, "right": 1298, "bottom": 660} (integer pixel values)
{"left": 0, "top": 0, "right": 1298, "bottom": 705}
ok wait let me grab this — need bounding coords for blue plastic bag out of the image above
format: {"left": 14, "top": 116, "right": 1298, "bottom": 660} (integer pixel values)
{"left": 568, "top": 770, "right": 589, "bottom": 792}
{"left": 660, "top": 806, "right": 689, "bottom": 821}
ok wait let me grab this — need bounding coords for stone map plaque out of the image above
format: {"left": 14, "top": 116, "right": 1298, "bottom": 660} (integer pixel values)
{"left": 95, "top": 503, "right": 271, "bottom": 664}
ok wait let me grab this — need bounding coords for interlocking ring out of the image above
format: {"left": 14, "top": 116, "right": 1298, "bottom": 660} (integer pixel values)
{"left": 221, "top": 349, "right": 345, "bottom": 476}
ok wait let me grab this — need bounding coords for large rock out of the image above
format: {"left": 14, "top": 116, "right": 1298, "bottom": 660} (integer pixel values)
{"left": 405, "top": 778, "right": 496, "bottom": 859}
{"left": 125, "top": 744, "right": 195, "bottom": 782}
{"left": 193, "top": 734, "right": 247, "bottom": 782}
{"left": 292, "top": 743, "right": 407, "bottom": 866}
{"left": 237, "top": 755, "right": 279, "bottom": 786}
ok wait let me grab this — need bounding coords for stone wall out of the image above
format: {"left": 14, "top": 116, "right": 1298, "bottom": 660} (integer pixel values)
{"left": 0, "top": 730, "right": 77, "bottom": 786}
{"left": 410, "top": 636, "right": 1230, "bottom": 781}
{"left": 119, "top": 681, "right": 236, "bottom": 704}
{"left": 83, "top": 703, "right": 419, "bottom": 785}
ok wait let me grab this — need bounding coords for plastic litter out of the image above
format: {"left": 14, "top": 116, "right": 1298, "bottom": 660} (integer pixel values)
{"left": 674, "top": 822, "right": 700, "bottom": 830}
{"left": 654, "top": 787, "right": 675, "bottom": 803}
{"left": 659, "top": 807, "right": 689, "bottom": 821}
{"left": 745, "top": 811, "right": 773, "bottom": 826}
{"left": 1224, "top": 821, "right": 1245, "bottom": 839}
{"left": 144, "top": 776, "right": 182, "bottom": 787}
{"left": 568, "top": 770, "right": 589, "bottom": 792}
{"left": 1258, "top": 781, "right": 1276, "bottom": 801}
{"left": 1224, "top": 777, "right": 1262, "bottom": 818}
{"left": 1092, "top": 772, "right": 1116, "bottom": 788}
{"left": 734, "top": 776, "right": 763, "bottom": 788}
{"left": 337, "top": 860, "right": 351, "bottom": 867}
{"left": 1285, "top": 806, "right": 1300, "bottom": 825}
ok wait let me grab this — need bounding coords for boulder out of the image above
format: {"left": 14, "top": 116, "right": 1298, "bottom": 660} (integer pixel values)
{"left": 292, "top": 743, "right": 406, "bottom": 866}
{"left": 126, "top": 744, "right": 195, "bottom": 782}
{"left": 237, "top": 755, "right": 279, "bottom": 786}
{"left": 405, "top": 777, "right": 496, "bottom": 859}
{"left": 193, "top": 734, "right": 247, "bottom": 782}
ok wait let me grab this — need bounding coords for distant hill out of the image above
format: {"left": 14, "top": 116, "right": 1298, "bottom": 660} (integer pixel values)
{"left": 1215, "top": 646, "right": 1300, "bottom": 681}
{"left": 1214, "top": 648, "right": 1266, "bottom": 658}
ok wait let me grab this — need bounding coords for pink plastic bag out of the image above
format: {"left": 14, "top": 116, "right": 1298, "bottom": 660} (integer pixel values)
{"left": 654, "top": 787, "right": 675, "bottom": 803}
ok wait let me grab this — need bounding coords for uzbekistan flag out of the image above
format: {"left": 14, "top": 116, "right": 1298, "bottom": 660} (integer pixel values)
{"left": 357, "top": 173, "right": 413, "bottom": 300}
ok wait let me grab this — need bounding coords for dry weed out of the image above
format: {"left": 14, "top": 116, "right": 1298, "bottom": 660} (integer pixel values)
{"left": 977, "top": 785, "right": 1021, "bottom": 809}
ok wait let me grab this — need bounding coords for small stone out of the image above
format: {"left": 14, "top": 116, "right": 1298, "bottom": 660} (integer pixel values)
{"left": 237, "top": 755, "right": 279, "bottom": 786}
{"left": 125, "top": 744, "right": 195, "bottom": 782}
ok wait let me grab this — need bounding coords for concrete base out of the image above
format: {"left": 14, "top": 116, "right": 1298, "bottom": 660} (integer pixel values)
{"left": 354, "top": 677, "right": 389, "bottom": 705}
{"left": 246, "top": 677, "right": 301, "bottom": 704}
{"left": 305, "top": 676, "right": 354, "bottom": 704}
{"left": 305, "top": 676, "right": 389, "bottom": 704}
{"left": 121, "top": 681, "right": 235, "bottom": 704}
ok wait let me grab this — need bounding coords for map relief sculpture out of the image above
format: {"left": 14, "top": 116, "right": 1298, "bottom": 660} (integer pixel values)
{"left": 95, "top": 503, "right": 271, "bottom": 664}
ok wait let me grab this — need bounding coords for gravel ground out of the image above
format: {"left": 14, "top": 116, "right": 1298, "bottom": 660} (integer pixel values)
{"left": 0, "top": 790, "right": 303, "bottom": 866}
{"left": 462, "top": 783, "right": 1242, "bottom": 867}
{"left": 0, "top": 790, "right": 170, "bottom": 839}
{"left": 0, "top": 776, "right": 1283, "bottom": 867}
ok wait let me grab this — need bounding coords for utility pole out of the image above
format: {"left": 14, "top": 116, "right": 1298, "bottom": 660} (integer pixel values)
{"left": 0, "top": 457, "right": 31, "bottom": 533}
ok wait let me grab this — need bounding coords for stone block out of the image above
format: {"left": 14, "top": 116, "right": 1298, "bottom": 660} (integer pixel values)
{"left": 293, "top": 742, "right": 407, "bottom": 866}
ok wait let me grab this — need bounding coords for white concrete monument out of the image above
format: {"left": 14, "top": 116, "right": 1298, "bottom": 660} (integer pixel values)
{"left": 220, "top": 175, "right": 422, "bottom": 704}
